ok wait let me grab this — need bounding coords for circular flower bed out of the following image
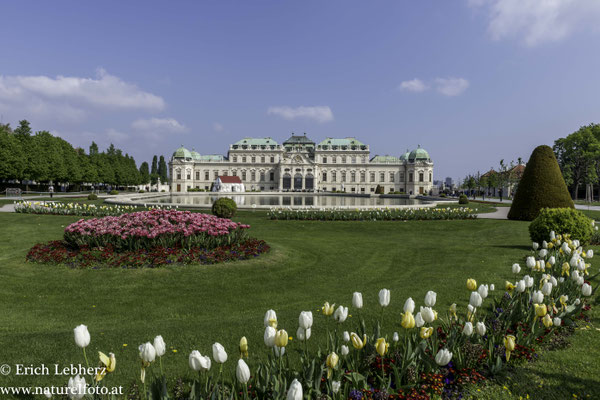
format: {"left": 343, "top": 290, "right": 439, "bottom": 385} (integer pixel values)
{"left": 28, "top": 210, "right": 269, "bottom": 268}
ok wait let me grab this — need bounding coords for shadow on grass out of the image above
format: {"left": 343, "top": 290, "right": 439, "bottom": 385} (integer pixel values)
{"left": 502, "top": 368, "right": 600, "bottom": 399}
{"left": 491, "top": 244, "right": 532, "bottom": 251}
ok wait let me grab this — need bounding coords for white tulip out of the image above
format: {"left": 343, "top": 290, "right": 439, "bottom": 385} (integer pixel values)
{"left": 341, "top": 345, "right": 349, "bottom": 356}
{"left": 490, "top": 284, "right": 495, "bottom": 291}
{"left": 572, "top": 270, "right": 580, "bottom": 281}
{"left": 212, "top": 343, "right": 227, "bottom": 364}
{"left": 550, "top": 231, "right": 555, "bottom": 240}
{"left": 189, "top": 350, "right": 203, "bottom": 371}
{"left": 542, "top": 282, "right": 553, "bottom": 296}
{"left": 415, "top": 312, "right": 425, "bottom": 327}
{"left": 512, "top": 263, "right": 521, "bottom": 274}
{"left": 424, "top": 291, "right": 437, "bottom": 307}
{"left": 287, "top": 378, "right": 303, "bottom": 400}
{"left": 264, "top": 326, "right": 276, "bottom": 347}
{"left": 587, "top": 249, "right": 593, "bottom": 258}
{"left": 523, "top": 275, "right": 534, "bottom": 288}
{"left": 573, "top": 239, "right": 580, "bottom": 248}
{"left": 531, "top": 290, "right": 544, "bottom": 304}
{"left": 532, "top": 242, "right": 539, "bottom": 250}
{"left": 476, "top": 321, "right": 486, "bottom": 336}
{"left": 343, "top": 331, "right": 350, "bottom": 342}
{"left": 352, "top": 292, "right": 363, "bottom": 309}
{"left": 299, "top": 311, "right": 313, "bottom": 330}
{"left": 559, "top": 277, "right": 565, "bottom": 283}
{"left": 332, "top": 381, "right": 341, "bottom": 394}
{"left": 515, "top": 280, "right": 526, "bottom": 293}
{"left": 403, "top": 297, "right": 415, "bottom": 313}
{"left": 393, "top": 332, "right": 399, "bottom": 342}
{"left": 478, "top": 284, "right": 489, "bottom": 299}
{"left": 264, "top": 309, "right": 277, "bottom": 328}
{"left": 334, "top": 306, "right": 349, "bottom": 323}
{"left": 139, "top": 342, "right": 156, "bottom": 363}
{"left": 526, "top": 256, "right": 536, "bottom": 269}
{"left": 553, "top": 317, "right": 561, "bottom": 326}
{"left": 274, "top": 346, "right": 286, "bottom": 357}
{"left": 469, "top": 291, "right": 483, "bottom": 307}
{"left": 550, "top": 276, "right": 557, "bottom": 286}
{"left": 462, "top": 322, "right": 473, "bottom": 336}
{"left": 570, "top": 256, "right": 579, "bottom": 267}
{"left": 435, "top": 348, "right": 452, "bottom": 366}
{"left": 67, "top": 374, "right": 86, "bottom": 400}
{"left": 297, "top": 327, "right": 311, "bottom": 341}
{"left": 379, "top": 289, "right": 390, "bottom": 307}
{"left": 236, "top": 359, "right": 251, "bottom": 384}
{"left": 420, "top": 307, "right": 435, "bottom": 323}
{"left": 539, "top": 249, "right": 548, "bottom": 258}
{"left": 582, "top": 283, "right": 592, "bottom": 296}
{"left": 73, "top": 325, "right": 90, "bottom": 349}
{"left": 577, "top": 276, "right": 585, "bottom": 286}
{"left": 549, "top": 256, "right": 556, "bottom": 265}
{"left": 200, "top": 354, "right": 212, "bottom": 370}
{"left": 574, "top": 298, "right": 581, "bottom": 305}
{"left": 542, "top": 240, "right": 548, "bottom": 248}
{"left": 153, "top": 335, "right": 166, "bottom": 357}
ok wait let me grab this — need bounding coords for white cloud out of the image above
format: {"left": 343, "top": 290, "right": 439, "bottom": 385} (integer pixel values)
{"left": 435, "top": 78, "right": 470, "bottom": 96}
{"left": 399, "top": 78, "right": 428, "bottom": 92}
{"left": 469, "top": 0, "right": 600, "bottom": 46}
{"left": 106, "top": 128, "right": 129, "bottom": 142}
{"left": 267, "top": 106, "right": 334, "bottom": 123}
{"left": 213, "top": 122, "right": 224, "bottom": 132}
{"left": 0, "top": 68, "right": 165, "bottom": 114}
{"left": 131, "top": 117, "right": 187, "bottom": 133}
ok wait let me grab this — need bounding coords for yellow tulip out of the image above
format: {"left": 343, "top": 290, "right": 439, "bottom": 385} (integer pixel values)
{"left": 504, "top": 335, "right": 516, "bottom": 361}
{"left": 401, "top": 311, "right": 415, "bottom": 329}
{"left": 449, "top": 303, "right": 457, "bottom": 320}
{"left": 542, "top": 314, "right": 552, "bottom": 328}
{"left": 274, "top": 329, "right": 288, "bottom": 347}
{"left": 559, "top": 295, "right": 568, "bottom": 311}
{"left": 505, "top": 281, "right": 515, "bottom": 292}
{"left": 239, "top": 336, "right": 248, "bottom": 358}
{"left": 535, "top": 303, "right": 547, "bottom": 318}
{"left": 326, "top": 352, "right": 339, "bottom": 378}
{"left": 322, "top": 302, "right": 335, "bottom": 316}
{"left": 466, "top": 278, "right": 477, "bottom": 291}
{"left": 420, "top": 326, "right": 433, "bottom": 339}
{"left": 547, "top": 242, "right": 554, "bottom": 249}
{"left": 96, "top": 351, "right": 116, "bottom": 381}
{"left": 350, "top": 332, "right": 367, "bottom": 349}
{"left": 375, "top": 338, "right": 389, "bottom": 356}
{"left": 561, "top": 262, "right": 570, "bottom": 277}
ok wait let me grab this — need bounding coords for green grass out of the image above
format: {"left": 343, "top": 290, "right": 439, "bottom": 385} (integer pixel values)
{"left": 0, "top": 211, "right": 598, "bottom": 398}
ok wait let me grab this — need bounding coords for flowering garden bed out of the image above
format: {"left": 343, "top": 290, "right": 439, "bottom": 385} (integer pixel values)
{"left": 14, "top": 200, "right": 152, "bottom": 216}
{"left": 267, "top": 207, "right": 477, "bottom": 221}
{"left": 27, "top": 210, "right": 269, "bottom": 268}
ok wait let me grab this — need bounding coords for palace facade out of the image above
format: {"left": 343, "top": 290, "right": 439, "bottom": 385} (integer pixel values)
{"left": 169, "top": 134, "right": 434, "bottom": 194}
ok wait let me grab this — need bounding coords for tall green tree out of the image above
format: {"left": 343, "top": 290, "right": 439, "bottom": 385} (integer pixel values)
{"left": 158, "top": 155, "right": 168, "bottom": 184}
{"left": 139, "top": 162, "right": 150, "bottom": 185}
{"left": 151, "top": 155, "right": 158, "bottom": 185}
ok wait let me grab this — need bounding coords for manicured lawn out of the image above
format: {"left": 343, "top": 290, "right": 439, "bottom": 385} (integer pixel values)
{"left": 0, "top": 211, "right": 598, "bottom": 398}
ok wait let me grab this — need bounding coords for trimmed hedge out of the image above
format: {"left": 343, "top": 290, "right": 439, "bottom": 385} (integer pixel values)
{"left": 508, "top": 145, "right": 574, "bottom": 221}
{"left": 458, "top": 194, "right": 469, "bottom": 204}
{"left": 212, "top": 197, "right": 237, "bottom": 218}
{"left": 529, "top": 207, "right": 594, "bottom": 244}
{"left": 87, "top": 193, "right": 98, "bottom": 200}
{"left": 109, "top": 190, "right": 119, "bottom": 195}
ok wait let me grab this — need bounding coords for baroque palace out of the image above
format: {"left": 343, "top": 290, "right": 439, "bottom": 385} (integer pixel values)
{"left": 169, "top": 134, "right": 433, "bottom": 195}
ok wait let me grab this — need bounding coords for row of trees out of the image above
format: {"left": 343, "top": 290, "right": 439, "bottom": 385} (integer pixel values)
{"left": 553, "top": 123, "right": 600, "bottom": 200}
{"left": 0, "top": 120, "right": 168, "bottom": 189}
{"left": 461, "top": 159, "right": 524, "bottom": 197}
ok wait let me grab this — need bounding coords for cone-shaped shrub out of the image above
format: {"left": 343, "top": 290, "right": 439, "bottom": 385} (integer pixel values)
{"left": 508, "top": 145, "right": 574, "bottom": 220}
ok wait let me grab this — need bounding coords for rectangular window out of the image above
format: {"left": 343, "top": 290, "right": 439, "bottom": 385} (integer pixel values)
{"left": 195, "top": 171, "right": 200, "bottom": 180}
{"left": 409, "top": 173, "right": 414, "bottom": 183}
{"left": 332, "top": 157, "right": 336, "bottom": 164}
{"left": 351, "top": 171, "right": 356, "bottom": 182}
{"left": 352, "top": 156, "right": 356, "bottom": 164}
{"left": 233, "top": 156, "right": 238, "bottom": 162}
{"left": 419, "top": 172, "right": 424, "bottom": 182}
{"left": 342, "top": 172, "right": 346, "bottom": 182}
{"left": 389, "top": 172, "right": 394, "bottom": 182}
{"left": 322, "top": 172, "right": 327, "bottom": 181}
{"left": 242, "top": 156, "right": 247, "bottom": 163}
{"left": 332, "top": 171, "right": 337, "bottom": 182}
{"left": 261, "top": 156, "right": 265, "bottom": 163}
{"left": 242, "top": 171, "right": 247, "bottom": 180}
{"left": 186, "top": 173, "right": 191, "bottom": 180}
{"left": 214, "top": 171, "right": 218, "bottom": 179}
{"left": 251, "top": 156, "right": 256, "bottom": 163}
{"left": 322, "top": 156, "right": 327, "bottom": 163}
{"left": 380, "top": 172, "right": 385, "bottom": 182}
{"left": 233, "top": 170, "right": 237, "bottom": 176}
{"left": 205, "top": 171, "right": 209, "bottom": 180}
{"left": 360, "top": 171, "right": 365, "bottom": 182}
{"left": 251, "top": 171, "right": 256, "bottom": 181}
{"left": 260, "top": 172, "right": 265, "bottom": 182}
{"left": 223, "top": 171, "right": 228, "bottom": 176}
{"left": 177, "top": 172, "right": 181, "bottom": 180}
{"left": 370, "top": 172, "right": 375, "bottom": 182}
{"left": 400, "top": 172, "right": 405, "bottom": 181}
{"left": 270, "top": 156, "right": 275, "bottom": 163}
{"left": 342, "top": 156, "right": 347, "bottom": 163}
{"left": 270, "top": 172, "right": 274, "bottom": 181}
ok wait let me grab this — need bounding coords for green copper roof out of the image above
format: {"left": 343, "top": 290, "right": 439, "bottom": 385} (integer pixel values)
{"left": 408, "top": 146, "right": 430, "bottom": 162}
{"left": 399, "top": 149, "right": 411, "bottom": 161}
{"left": 233, "top": 137, "right": 279, "bottom": 146}
{"left": 283, "top": 134, "right": 315, "bottom": 145}
{"left": 370, "top": 155, "right": 401, "bottom": 163}
{"left": 198, "top": 154, "right": 226, "bottom": 162}
{"left": 172, "top": 145, "right": 192, "bottom": 159}
{"left": 318, "top": 137, "right": 366, "bottom": 147}
{"left": 190, "top": 150, "right": 202, "bottom": 160}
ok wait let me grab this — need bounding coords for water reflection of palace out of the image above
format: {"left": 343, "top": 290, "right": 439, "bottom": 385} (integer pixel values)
{"left": 170, "top": 133, "right": 434, "bottom": 195}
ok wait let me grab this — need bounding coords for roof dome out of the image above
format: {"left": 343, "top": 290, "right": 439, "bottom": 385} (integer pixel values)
{"left": 190, "top": 149, "right": 201, "bottom": 160}
{"left": 408, "top": 146, "right": 430, "bottom": 162}
{"left": 399, "top": 149, "right": 411, "bottom": 161}
{"left": 172, "top": 145, "right": 192, "bottom": 159}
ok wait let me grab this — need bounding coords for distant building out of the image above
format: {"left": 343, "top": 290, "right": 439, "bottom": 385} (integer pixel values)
{"left": 169, "top": 133, "right": 434, "bottom": 194}
{"left": 445, "top": 177, "right": 453, "bottom": 187}
{"left": 481, "top": 164, "right": 525, "bottom": 197}
{"left": 212, "top": 176, "right": 245, "bottom": 192}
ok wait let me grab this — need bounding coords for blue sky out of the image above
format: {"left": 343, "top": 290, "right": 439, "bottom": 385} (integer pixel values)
{"left": 1, "top": 0, "right": 600, "bottom": 181}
